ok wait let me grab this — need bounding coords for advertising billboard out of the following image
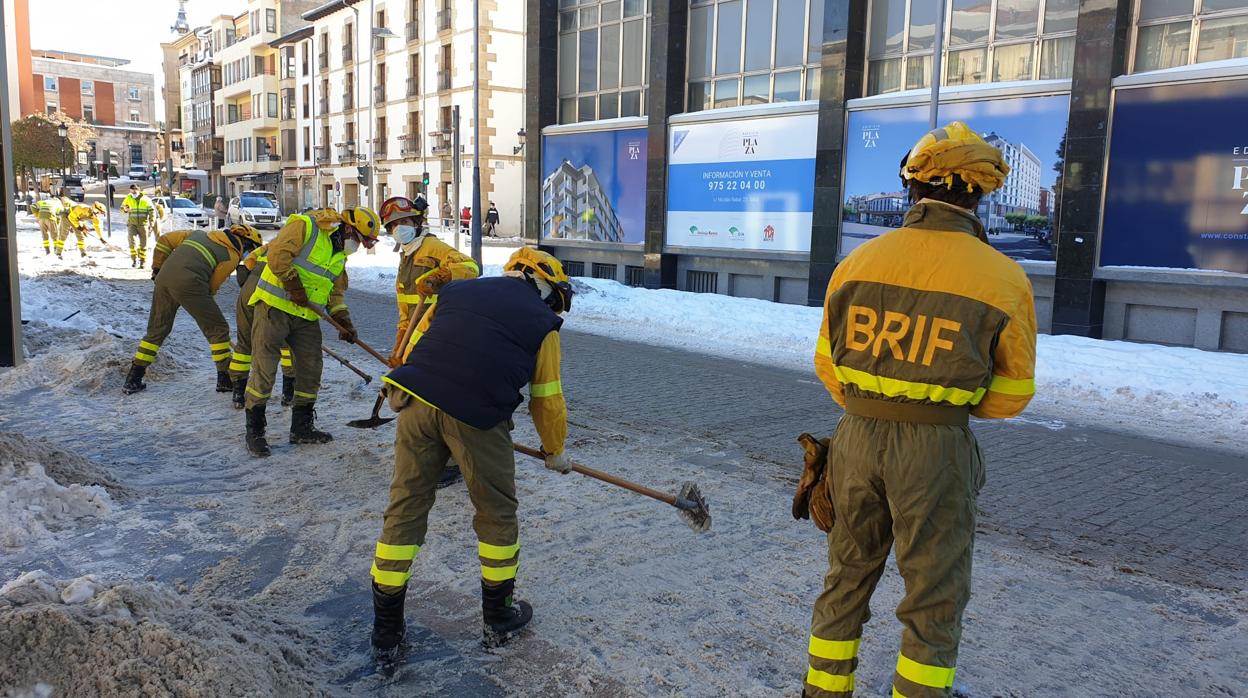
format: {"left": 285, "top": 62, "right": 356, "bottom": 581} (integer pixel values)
{"left": 541, "top": 127, "right": 648, "bottom": 244}
{"left": 666, "top": 111, "right": 817, "bottom": 252}
{"left": 842, "top": 94, "right": 1069, "bottom": 262}
{"left": 1100, "top": 79, "right": 1248, "bottom": 274}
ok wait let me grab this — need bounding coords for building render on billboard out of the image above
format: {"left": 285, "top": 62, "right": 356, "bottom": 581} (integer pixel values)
{"left": 542, "top": 160, "right": 623, "bottom": 243}
{"left": 980, "top": 132, "right": 1042, "bottom": 231}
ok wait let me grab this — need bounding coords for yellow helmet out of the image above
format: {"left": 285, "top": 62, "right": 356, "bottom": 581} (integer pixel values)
{"left": 505, "top": 247, "right": 574, "bottom": 313}
{"left": 309, "top": 208, "right": 344, "bottom": 231}
{"left": 92, "top": 202, "right": 106, "bottom": 216}
{"left": 900, "top": 121, "right": 1010, "bottom": 195}
{"left": 227, "top": 223, "right": 263, "bottom": 248}
{"left": 342, "top": 206, "right": 381, "bottom": 239}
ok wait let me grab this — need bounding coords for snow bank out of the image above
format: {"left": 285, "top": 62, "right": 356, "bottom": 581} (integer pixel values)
{"left": 0, "top": 572, "right": 330, "bottom": 697}
{"left": 564, "top": 278, "right": 1248, "bottom": 450}
{"left": 0, "top": 432, "right": 122, "bottom": 494}
{"left": 0, "top": 458, "right": 111, "bottom": 550}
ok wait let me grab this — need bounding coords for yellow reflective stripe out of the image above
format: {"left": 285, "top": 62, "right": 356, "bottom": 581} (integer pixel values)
{"left": 530, "top": 381, "right": 562, "bottom": 398}
{"left": 183, "top": 239, "right": 217, "bottom": 268}
{"left": 809, "top": 635, "right": 860, "bottom": 661}
{"left": 988, "top": 374, "right": 1035, "bottom": 396}
{"left": 381, "top": 376, "right": 441, "bottom": 411}
{"left": 480, "top": 564, "right": 518, "bottom": 582}
{"left": 155, "top": 244, "right": 171, "bottom": 253}
{"left": 327, "top": 304, "right": 348, "bottom": 315}
{"left": 407, "top": 329, "right": 425, "bottom": 347}
{"left": 805, "top": 667, "right": 855, "bottom": 693}
{"left": 134, "top": 351, "right": 156, "bottom": 362}
{"left": 280, "top": 348, "right": 292, "bottom": 357}
{"left": 209, "top": 341, "right": 232, "bottom": 351}
{"left": 832, "top": 364, "right": 984, "bottom": 406}
{"left": 892, "top": 689, "right": 907, "bottom": 698}
{"left": 139, "top": 341, "right": 161, "bottom": 352}
{"left": 212, "top": 352, "right": 232, "bottom": 361}
{"left": 375, "top": 541, "right": 420, "bottom": 561}
{"left": 232, "top": 353, "right": 252, "bottom": 362}
{"left": 228, "top": 362, "right": 250, "bottom": 372}
{"left": 461, "top": 259, "right": 480, "bottom": 275}
{"left": 896, "top": 655, "right": 955, "bottom": 689}
{"left": 396, "top": 293, "right": 423, "bottom": 304}
{"left": 478, "top": 541, "right": 520, "bottom": 560}
{"left": 246, "top": 387, "right": 270, "bottom": 399}
{"left": 816, "top": 335, "right": 832, "bottom": 358}
{"left": 294, "top": 390, "right": 317, "bottom": 399}
{"left": 370, "top": 562, "right": 412, "bottom": 587}
{"left": 281, "top": 358, "right": 294, "bottom": 367}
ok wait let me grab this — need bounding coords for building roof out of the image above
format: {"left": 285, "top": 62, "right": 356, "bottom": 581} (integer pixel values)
{"left": 271, "top": 25, "right": 314, "bottom": 48}
{"left": 303, "top": 0, "right": 363, "bottom": 22}
{"left": 31, "top": 49, "right": 130, "bottom": 67}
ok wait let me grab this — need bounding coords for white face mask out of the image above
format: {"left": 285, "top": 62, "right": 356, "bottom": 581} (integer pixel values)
{"left": 343, "top": 238, "right": 360, "bottom": 256}
{"left": 394, "top": 224, "right": 420, "bottom": 245}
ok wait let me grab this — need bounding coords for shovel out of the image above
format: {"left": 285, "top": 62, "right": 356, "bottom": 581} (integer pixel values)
{"left": 321, "top": 344, "right": 373, "bottom": 387}
{"left": 512, "top": 443, "right": 712, "bottom": 533}
{"left": 346, "top": 306, "right": 420, "bottom": 429}
{"left": 314, "top": 305, "right": 391, "bottom": 366}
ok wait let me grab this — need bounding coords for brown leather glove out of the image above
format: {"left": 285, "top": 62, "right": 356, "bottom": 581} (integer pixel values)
{"left": 793, "top": 433, "right": 835, "bottom": 532}
{"left": 283, "top": 275, "right": 310, "bottom": 307}
{"left": 332, "top": 310, "right": 357, "bottom": 343}
{"left": 415, "top": 267, "right": 452, "bottom": 297}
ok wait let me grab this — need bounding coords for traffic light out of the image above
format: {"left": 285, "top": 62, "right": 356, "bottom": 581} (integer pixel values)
{"left": 421, "top": 171, "right": 430, "bottom": 186}
{"left": 357, "top": 165, "right": 371, "bottom": 188}
{"left": 152, "top": 165, "right": 159, "bottom": 179}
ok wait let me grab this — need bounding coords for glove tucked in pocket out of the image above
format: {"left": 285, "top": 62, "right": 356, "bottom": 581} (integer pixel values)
{"left": 793, "top": 433, "right": 836, "bottom": 532}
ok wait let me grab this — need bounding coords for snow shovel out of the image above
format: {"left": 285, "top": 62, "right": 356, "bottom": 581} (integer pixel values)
{"left": 314, "top": 306, "right": 390, "bottom": 366}
{"left": 321, "top": 344, "right": 373, "bottom": 386}
{"left": 346, "top": 306, "right": 420, "bottom": 429}
{"left": 512, "top": 443, "right": 712, "bottom": 533}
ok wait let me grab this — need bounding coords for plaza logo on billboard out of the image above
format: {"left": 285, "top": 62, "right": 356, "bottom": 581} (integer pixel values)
{"left": 762, "top": 224, "right": 776, "bottom": 242}
{"left": 862, "top": 125, "right": 882, "bottom": 149}
{"left": 627, "top": 140, "right": 642, "bottom": 160}
{"left": 742, "top": 132, "right": 760, "bottom": 155}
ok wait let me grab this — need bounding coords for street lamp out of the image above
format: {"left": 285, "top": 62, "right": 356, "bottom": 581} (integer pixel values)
{"left": 514, "top": 129, "right": 526, "bottom": 240}
{"left": 57, "top": 123, "right": 69, "bottom": 177}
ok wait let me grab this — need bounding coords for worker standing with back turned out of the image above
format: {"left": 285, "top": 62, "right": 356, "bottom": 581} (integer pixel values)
{"left": 368, "top": 248, "right": 575, "bottom": 661}
{"left": 32, "top": 194, "right": 63, "bottom": 255}
{"left": 803, "top": 122, "right": 1037, "bottom": 698}
{"left": 121, "top": 184, "right": 155, "bottom": 268}
{"left": 229, "top": 242, "right": 298, "bottom": 410}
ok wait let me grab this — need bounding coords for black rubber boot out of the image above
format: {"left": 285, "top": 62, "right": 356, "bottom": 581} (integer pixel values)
{"left": 138, "top": 259, "right": 145, "bottom": 269}
{"left": 371, "top": 583, "right": 408, "bottom": 663}
{"left": 280, "top": 374, "right": 295, "bottom": 407}
{"left": 436, "top": 462, "right": 462, "bottom": 490}
{"left": 122, "top": 365, "right": 147, "bottom": 394}
{"left": 231, "top": 378, "right": 247, "bottom": 410}
{"left": 215, "top": 370, "right": 233, "bottom": 393}
{"left": 245, "top": 406, "right": 271, "bottom": 458}
{"left": 290, "top": 404, "right": 333, "bottom": 444}
{"left": 481, "top": 580, "right": 532, "bottom": 648}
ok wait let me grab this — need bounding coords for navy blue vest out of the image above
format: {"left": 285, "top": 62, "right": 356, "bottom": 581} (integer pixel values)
{"left": 386, "top": 276, "right": 563, "bottom": 430}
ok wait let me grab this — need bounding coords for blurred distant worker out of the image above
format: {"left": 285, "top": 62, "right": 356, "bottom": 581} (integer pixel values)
{"left": 149, "top": 199, "right": 168, "bottom": 238}
{"left": 32, "top": 194, "right": 64, "bottom": 255}
{"left": 369, "top": 247, "right": 574, "bottom": 661}
{"left": 484, "top": 202, "right": 500, "bottom": 238}
{"left": 60, "top": 202, "right": 108, "bottom": 259}
{"left": 214, "top": 196, "right": 229, "bottom": 228}
{"left": 229, "top": 243, "right": 297, "bottom": 410}
{"left": 242, "top": 207, "right": 380, "bottom": 458}
{"left": 803, "top": 122, "right": 1037, "bottom": 698}
{"left": 53, "top": 191, "right": 75, "bottom": 258}
{"left": 441, "top": 201, "right": 452, "bottom": 230}
{"left": 121, "top": 184, "right": 155, "bottom": 268}
{"left": 460, "top": 206, "right": 471, "bottom": 235}
{"left": 122, "top": 224, "right": 263, "bottom": 395}
{"left": 379, "top": 194, "right": 480, "bottom": 488}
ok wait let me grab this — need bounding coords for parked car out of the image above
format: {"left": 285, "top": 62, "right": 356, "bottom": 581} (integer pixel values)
{"left": 239, "top": 190, "right": 281, "bottom": 212}
{"left": 153, "top": 196, "right": 210, "bottom": 228}
{"left": 228, "top": 194, "right": 283, "bottom": 230}
{"left": 60, "top": 175, "right": 85, "bottom": 202}
{"left": 127, "top": 165, "right": 149, "bottom": 181}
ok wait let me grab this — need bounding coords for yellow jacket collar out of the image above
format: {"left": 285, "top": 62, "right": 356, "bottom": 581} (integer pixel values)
{"left": 903, "top": 199, "right": 988, "bottom": 243}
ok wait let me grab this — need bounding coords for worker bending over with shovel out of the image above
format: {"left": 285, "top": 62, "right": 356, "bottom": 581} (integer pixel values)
{"left": 122, "top": 224, "right": 263, "bottom": 395}
{"left": 803, "top": 122, "right": 1036, "bottom": 698}
{"left": 370, "top": 248, "right": 575, "bottom": 662}
{"left": 61, "top": 202, "right": 108, "bottom": 259}
{"left": 242, "top": 207, "right": 380, "bottom": 457}
{"left": 379, "top": 193, "right": 480, "bottom": 487}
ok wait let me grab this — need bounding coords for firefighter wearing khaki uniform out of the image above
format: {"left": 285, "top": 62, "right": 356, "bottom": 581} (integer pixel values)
{"left": 122, "top": 224, "right": 263, "bottom": 396}
{"left": 803, "top": 122, "right": 1037, "bottom": 698}
{"left": 229, "top": 244, "right": 296, "bottom": 410}
{"left": 368, "top": 248, "right": 575, "bottom": 660}
{"left": 60, "top": 202, "right": 108, "bottom": 259}
{"left": 32, "top": 196, "right": 63, "bottom": 255}
{"left": 121, "top": 185, "right": 155, "bottom": 268}
{"left": 242, "top": 207, "right": 380, "bottom": 458}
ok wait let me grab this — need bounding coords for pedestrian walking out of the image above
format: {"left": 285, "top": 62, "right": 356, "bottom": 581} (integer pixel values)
{"left": 106, "top": 182, "right": 115, "bottom": 209}
{"left": 484, "top": 202, "right": 500, "bottom": 238}
{"left": 214, "top": 196, "right": 229, "bottom": 228}
{"left": 460, "top": 206, "right": 471, "bottom": 235}
{"left": 801, "top": 121, "right": 1037, "bottom": 698}
{"left": 441, "top": 201, "right": 452, "bottom": 231}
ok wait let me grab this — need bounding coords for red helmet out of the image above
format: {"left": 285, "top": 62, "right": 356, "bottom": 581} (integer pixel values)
{"left": 379, "top": 196, "right": 428, "bottom": 227}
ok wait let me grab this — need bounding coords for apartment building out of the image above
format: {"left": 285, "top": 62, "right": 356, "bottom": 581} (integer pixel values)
{"left": 273, "top": 26, "right": 316, "bottom": 212}
{"left": 29, "top": 50, "right": 158, "bottom": 173}
{"left": 302, "top": 0, "right": 525, "bottom": 230}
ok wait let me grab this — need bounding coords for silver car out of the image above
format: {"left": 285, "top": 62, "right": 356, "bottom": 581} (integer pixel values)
{"left": 153, "top": 196, "right": 211, "bottom": 228}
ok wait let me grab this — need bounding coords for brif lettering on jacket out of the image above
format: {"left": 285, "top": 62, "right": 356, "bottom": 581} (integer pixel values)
{"left": 844, "top": 305, "right": 962, "bottom": 368}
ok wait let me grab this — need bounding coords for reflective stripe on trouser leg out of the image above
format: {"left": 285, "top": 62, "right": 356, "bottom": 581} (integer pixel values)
{"left": 439, "top": 410, "right": 519, "bottom": 586}
{"left": 375, "top": 401, "right": 453, "bottom": 591}
{"left": 229, "top": 352, "right": 252, "bottom": 374}
{"left": 245, "top": 303, "right": 289, "bottom": 408}
{"left": 805, "top": 414, "right": 895, "bottom": 697}
{"left": 371, "top": 540, "right": 420, "bottom": 592}
{"left": 135, "top": 284, "right": 181, "bottom": 367}
{"left": 893, "top": 655, "right": 956, "bottom": 697}
{"left": 287, "top": 318, "right": 322, "bottom": 407}
{"left": 133, "top": 340, "right": 162, "bottom": 366}
{"left": 233, "top": 283, "right": 257, "bottom": 381}
{"left": 280, "top": 347, "right": 293, "bottom": 368}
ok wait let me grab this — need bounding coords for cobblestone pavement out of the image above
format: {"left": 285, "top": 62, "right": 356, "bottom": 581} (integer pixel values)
{"left": 334, "top": 286, "right": 1247, "bottom": 592}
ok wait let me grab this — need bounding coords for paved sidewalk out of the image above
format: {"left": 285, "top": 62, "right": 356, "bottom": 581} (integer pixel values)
{"left": 338, "top": 287, "right": 1246, "bottom": 591}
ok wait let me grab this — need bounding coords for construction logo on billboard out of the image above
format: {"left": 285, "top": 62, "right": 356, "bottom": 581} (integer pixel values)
{"left": 763, "top": 224, "right": 776, "bottom": 242}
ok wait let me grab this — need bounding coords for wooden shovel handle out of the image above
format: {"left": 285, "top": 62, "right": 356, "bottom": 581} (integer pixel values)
{"left": 390, "top": 305, "right": 423, "bottom": 367}
{"left": 315, "top": 306, "right": 390, "bottom": 366}
{"left": 512, "top": 443, "right": 678, "bottom": 507}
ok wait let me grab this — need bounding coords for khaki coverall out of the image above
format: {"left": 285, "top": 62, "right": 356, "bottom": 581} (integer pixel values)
{"left": 132, "top": 230, "right": 244, "bottom": 372}
{"left": 243, "top": 217, "right": 349, "bottom": 410}
{"left": 805, "top": 200, "right": 1037, "bottom": 698}
{"left": 391, "top": 234, "right": 480, "bottom": 358}
{"left": 122, "top": 193, "right": 154, "bottom": 265}
{"left": 60, "top": 205, "right": 102, "bottom": 258}
{"left": 371, "top": 294, "right": 568, "bottom": 594}
{"left": 229, "top": 245, "right": 295, "bottom": 384}
{"left": 33, "top": 198, "right": 63, "bottom": 254}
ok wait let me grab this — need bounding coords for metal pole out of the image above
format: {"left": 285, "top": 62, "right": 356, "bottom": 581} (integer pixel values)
{"left": 165, "top": 120, "right": 174, "bottom": 195}
{"left": 470, "top": 0, "right": 482, "bottom": 266}
{"left": 367, "top": 0, "right": 376, "bottom": 212}
{"left": 929, "top": 0, "right": 946, "bottom": 129}
{"left": 452, "top": 104, "right": 461, "bottom": 250}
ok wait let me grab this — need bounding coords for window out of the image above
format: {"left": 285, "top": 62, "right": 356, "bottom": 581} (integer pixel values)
{"left": 685, "top": 0, "right": 824, "bottom": 112}
{"left": 81, "top": 80, "right": 94, "bottom": 95}
{"left": 1132, "top": 1, "right": 1248, "bottom": 72}
{"left": 46, "top": 104, "right": 57, "bottom": 114}
{"left": 83, "top": 105, "right": 95, "bottom": 122}
{"left": 266, "top": 8, "right": 276, "bottom": 33}
{"left": 864, "top": 0, "right": 1077, "bottom": 95}
{"left": 129, "top": 87, "right": 141, "bottom": 101}
{"left": 268, "top": 92, "right": 279, "bottom": 118}
{"left": 557, "top": 0, "right": 650, "bottom": 123}
{"left": 44, "top": 76, "right": 57, "bottom": 91}
{"left": 129, "top": 110, "right": 141, "bottom": 123}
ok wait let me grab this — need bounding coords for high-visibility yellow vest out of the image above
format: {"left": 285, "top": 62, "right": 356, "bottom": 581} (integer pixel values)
{"left": 123, "top": 194, "right": 153, "bottom": 224}
{"left": 33, "top": 198, "right": 62, "bottom": 219}
{"left": 248, "top": 214, "right": 345, "bottom": 322}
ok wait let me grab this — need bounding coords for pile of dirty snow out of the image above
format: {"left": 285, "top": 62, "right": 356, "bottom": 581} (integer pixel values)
{"left": 0, "top": 432, "right": 122, "bottom": 494}
{"left": 0, "top": 571, "right": 330, "bottom": 697}
{"left": 0, "top": 454, "right": 112, "bottom": 551}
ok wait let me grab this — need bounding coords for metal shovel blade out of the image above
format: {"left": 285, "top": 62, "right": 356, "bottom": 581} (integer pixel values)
{"left": 675, "top": 482, "right": 712, "bottom": 533}
{"left": 346, "top": 415, "right": 395, "bottom": 429}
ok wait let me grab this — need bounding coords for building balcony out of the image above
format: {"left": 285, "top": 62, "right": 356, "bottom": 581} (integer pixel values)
{"left": 314, "top": 145, "right": 330, "bottom": 164}
{"left": 342, "top": 92, "right": 354, "bottom": 111}
{"left": 400, "top": 134, "right": 421, "bottom": 157}
{"left": 437, "top": 70, "right": 451, "bottom": 92}
{"left": 406, "top": 21, "right": 419, "bottom": 43}
{"left": 319, "top": 53, "right": 329, "bottom": 72}
{"left": 222, "top": 157, "right": 281, "bottom": 177}
{"left": 406, "top": 77, "right": 419, "bottom": 97}
{"left": 336, "top": 142, "right": 357, "bottom": 162}
{"left": 342, "top": 45, "right": 354, "bottom": 65}
{"left": 374, "top": 84, "right": 386, "bottom": 103}
{"left": 319, "top": 98, "right": 330, "bottom": 115}
{"left": 372, "top": 137, "right": 387, "bottom": 159}
{"left": 437, "top": 10, "right": 451, "bottom": 32}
